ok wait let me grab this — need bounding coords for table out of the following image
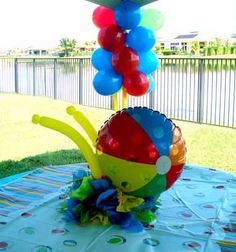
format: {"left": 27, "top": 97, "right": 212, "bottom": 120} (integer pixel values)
{"left": 0, "top": 163, "right": 235, "bottom": 252}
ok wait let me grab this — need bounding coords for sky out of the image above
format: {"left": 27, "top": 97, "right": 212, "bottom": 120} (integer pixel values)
{"left": 0, "top": 0, "right": 235, "bottom": 51}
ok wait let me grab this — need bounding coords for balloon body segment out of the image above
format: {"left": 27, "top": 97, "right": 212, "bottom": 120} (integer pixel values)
{"left": 138, "top": 51, "right": 160, "bottom": 74}
{"left": 114, "top": 1, "right": 142, "bottom": 30}
{"left": 126, "top": 26, "right": 156, "bottom": 52}
{"left": 91, "top": 48, "right": 113, "bottom": 71}
{"left": 93, "top": 70, "right": 123, "bottom": 95}
{"left": 92, "top": 6, "right": 115, "bottom": 28}
{"left": 98, "top": 25, "right": 126, "bottom": 52}
{"left": 123, "top": 71, "right": 149, "bottom": 96}
{"left": 140, "top": 8, "right": 165, "bottom": 31}
{"left": 112, "top": 47, "right": 139, "bottom": 75}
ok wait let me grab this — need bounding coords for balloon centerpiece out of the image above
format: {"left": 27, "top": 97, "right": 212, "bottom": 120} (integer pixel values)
{"left": 32, "top": 106, "right": 186, "bottom": 232}
{"left": 32, "top": 1, "right": 186, "bottom": 232}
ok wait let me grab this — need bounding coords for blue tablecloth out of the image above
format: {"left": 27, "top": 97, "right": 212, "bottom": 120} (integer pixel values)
{"left": 0, "top": 171, "right": 32, "bottom": 186}
{"left": 0, "top": 164, "right": 235, "bottom": 252}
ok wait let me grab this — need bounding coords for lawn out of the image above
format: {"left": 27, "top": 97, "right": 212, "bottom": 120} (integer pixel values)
{"left": 0, "top": 93, "right": 235, "bottom": 178}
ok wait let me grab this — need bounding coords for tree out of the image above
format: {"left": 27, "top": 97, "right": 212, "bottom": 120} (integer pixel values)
{"left": 191, "top": 41, "right": 200, "bottom": 55}
{"left": 84, "top": 40, "right": 96, "bottom": 46}
{"left": 209, "top": 38, "right": 223, "bottom": 55}
{"left": 154, "top": 44, "right": 161, "bottom": 54}
{"left": 59, "top": 38, "right": 77, "bottom": 57}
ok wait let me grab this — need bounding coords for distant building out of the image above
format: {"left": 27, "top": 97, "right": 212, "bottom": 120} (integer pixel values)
{"left": 77, "top": 41, "right": 97, "bottom": 52}
{"left": 0, "top": 51, "right": 7, "bottom": 56}
{"left": 157, "top": 31, "right": 236, "bottom": 54}
{"left": 5, "top": 48, "right": 24, "bottom": 56}
{"left": 24, "top": 48, "right": 48, "bottom": 56}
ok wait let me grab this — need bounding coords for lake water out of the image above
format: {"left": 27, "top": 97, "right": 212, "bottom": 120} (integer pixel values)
{"left": 0, "top": 58, "right": 235, "bottom": 127}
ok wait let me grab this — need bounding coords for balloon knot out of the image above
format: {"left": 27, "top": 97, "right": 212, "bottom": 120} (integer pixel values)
{"left": 66, "top": 106, "right": 76, "bottom": 115}
{"left": 32, "top": 114, "right": 41, "bottom": 124}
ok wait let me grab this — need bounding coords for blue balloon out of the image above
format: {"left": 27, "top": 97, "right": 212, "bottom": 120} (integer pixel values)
{"left": 91, "top": 48, "right": 112, "bottom": 71}
{"left": 126, "top": 26, "right": 156, "bottom": 52}
{"left": 114, "top": 1, "right": 142, "bottom": 30}
{"left": 138, "top": 51, "right": 160, "bottom": 74}
{"left": 93, "top": 70, "right": 122, "bottom": 96}
{"left": 147, "top": 74, "right": 155, "bottom": 93}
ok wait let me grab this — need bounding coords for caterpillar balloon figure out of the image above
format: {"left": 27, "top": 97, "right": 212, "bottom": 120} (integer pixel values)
{"left": 32, "top": 106, "right": 186, "bottom": 199}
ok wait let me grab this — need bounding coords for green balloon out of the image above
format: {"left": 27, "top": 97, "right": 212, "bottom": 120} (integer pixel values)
{"left": 140, "top": 8, "right": 165, "bottom": 31}
{"left": 128, "top": 174, "right": 167, "bottom": 199}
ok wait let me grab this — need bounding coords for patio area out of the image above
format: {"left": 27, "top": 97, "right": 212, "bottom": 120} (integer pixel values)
{"left": 0, "top": 57, "right": 235, "bottom": 251}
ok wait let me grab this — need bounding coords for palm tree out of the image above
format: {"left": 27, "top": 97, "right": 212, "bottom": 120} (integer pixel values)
{"left": 59, "top": 38, "right": 77, "bottom": 57}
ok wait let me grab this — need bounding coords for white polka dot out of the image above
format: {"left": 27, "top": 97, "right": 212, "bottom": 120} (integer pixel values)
{"left": 156, "top": 156, "right": 171, "bottom": 175}
{"left": 153, "top": 127, "right": 164, "bottom": 139}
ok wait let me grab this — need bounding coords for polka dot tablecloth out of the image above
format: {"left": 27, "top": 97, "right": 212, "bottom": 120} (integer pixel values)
{"left": 0, "top": 164, "right": 235, "bottom": 252}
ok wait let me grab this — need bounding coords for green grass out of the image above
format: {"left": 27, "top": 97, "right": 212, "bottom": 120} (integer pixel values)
{"left": 0, "top": 93, "right": 235, "bottom": 178}
{"left": 0, "top": 149, "right": 85, "bottom": 178}
{"left": 176, "top": 121, "right": 236, "bottom": 173}
{"left": 0, "top": 93, "right": 112, "bottom": 161}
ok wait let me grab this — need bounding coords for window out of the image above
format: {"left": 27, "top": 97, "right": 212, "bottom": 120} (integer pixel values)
{"left": 181, "top": 42, "right": 187, "bottom": 51}
{"left": 199, "top": 41, "right": 206, "bottom": 49}
{"left": 170, "top": 43, "right": 179, "bottom": 50}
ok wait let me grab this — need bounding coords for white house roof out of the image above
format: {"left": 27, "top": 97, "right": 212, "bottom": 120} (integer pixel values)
{"left": 158, "top": 31, "right": 236, "bottom": 43}
{"left": 175, "top": 33, "right": 198, "bottom": 39}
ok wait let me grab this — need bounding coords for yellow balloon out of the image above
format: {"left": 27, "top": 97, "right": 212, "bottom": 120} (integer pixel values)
{"left": 122, "top": 88, "right": 127, "bottom": 109}
{"left": 66, "top": 106, "right": 97, "bottom": 145}
{"left": 113, "top": 93, "right": 119, "bottom": 112}
{"left": 32, "top": 114, "right": 102, "bottom": 178}
{"left": 97, "top": 152, "right": 156, "bottom": 192}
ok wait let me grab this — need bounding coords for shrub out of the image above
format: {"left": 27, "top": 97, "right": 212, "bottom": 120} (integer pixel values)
{"left": 162, "top": 49, "right": 177, "bottom": 55}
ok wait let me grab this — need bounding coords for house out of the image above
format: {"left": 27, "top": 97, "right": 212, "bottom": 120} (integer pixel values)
{"left": 0, "top": 51, "right": 7, "bottom": 56}
{"left": 77, "top": 41, "right": 97, "bottom": 52}
{"left": 24, "top": 48, "right": 48, "bottom": 56}
{"left": 157, "top": 31, "right": 236, "bottom": 54}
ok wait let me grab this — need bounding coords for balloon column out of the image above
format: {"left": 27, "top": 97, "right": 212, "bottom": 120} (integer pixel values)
{"left": 91, "top": 2, "right": 163, "bottom": 109}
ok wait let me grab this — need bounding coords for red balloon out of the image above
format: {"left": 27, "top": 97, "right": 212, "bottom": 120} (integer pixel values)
{"left": 97, "top": 110, "right": 159, "bottom": 164}
{"left": 98, "top": 25, "right": 126, "bottom": 52}
{"left": 92, "top": 6, "right": 116, "bottom": 28}
{"left": 112, "top": 47, "right": 139, "bottom": 75}
{"left": 123, "top": 71, "right": 149, "bottom": 96}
